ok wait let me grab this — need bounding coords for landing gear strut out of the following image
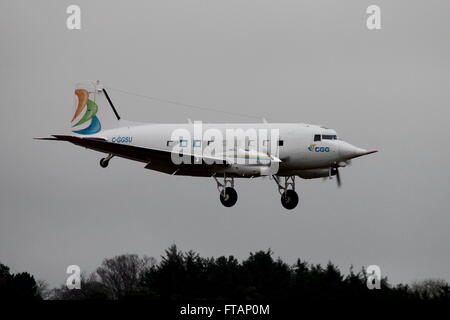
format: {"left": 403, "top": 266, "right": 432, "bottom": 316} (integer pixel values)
{"left": 100, "top": 154, "right": 114, "bottom": 168}
{"left": 213, "top": 174, "right": 238, "bottom": 207}
{"left": 273, "top": 175, "right": 299, "bottom": 210}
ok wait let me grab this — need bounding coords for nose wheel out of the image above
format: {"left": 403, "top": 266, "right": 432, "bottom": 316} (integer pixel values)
{"left": 214, "top": 174, "right": 238, "bottom": 207}
{"left": 273, "top": 175, "right": 299, "bottom": 210}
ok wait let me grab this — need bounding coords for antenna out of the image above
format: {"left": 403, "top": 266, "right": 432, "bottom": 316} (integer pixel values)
{"left": 102, "top": 88, "right": 121, "bottom": 121}
{"left": 105, "top": 86, "right": 263, "bottom": 120}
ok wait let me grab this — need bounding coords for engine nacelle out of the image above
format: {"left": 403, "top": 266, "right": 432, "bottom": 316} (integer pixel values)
{"left": 221, "top": 165, "right": 266, "bottom": 177}
{"left": 297, "top": 168, "right": 335, "bottom": 179}
{"left": 220, "top": 162, "right": 280, "bottom": 177}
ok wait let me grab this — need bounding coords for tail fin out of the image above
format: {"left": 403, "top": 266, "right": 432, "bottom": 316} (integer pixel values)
{"left": 70, "top": 81, "right": 120, "bottom": 135}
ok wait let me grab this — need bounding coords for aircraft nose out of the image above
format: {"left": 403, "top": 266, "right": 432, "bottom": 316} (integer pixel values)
{"left": 339, "top": 141, "right": 378, "bottom": 160}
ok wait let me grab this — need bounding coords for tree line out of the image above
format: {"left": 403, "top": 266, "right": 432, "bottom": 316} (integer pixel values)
{"left": 0, "top": 263, "right": 41, "bottom": 300}
{"left": 1, "top": 245, "right": 448, "bottom": 301}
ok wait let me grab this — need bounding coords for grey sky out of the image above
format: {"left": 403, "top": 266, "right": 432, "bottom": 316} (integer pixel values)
{"left": 1, "top": 0, "right": 449, "bottom": 288}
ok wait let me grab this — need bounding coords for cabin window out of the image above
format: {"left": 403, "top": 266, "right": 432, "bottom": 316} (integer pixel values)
{"left": 193, "top": 140, "right": 201, "bottom": 147}
{"left": 180, "top": 139, "right": 188, "bottom": 147}
{"left": 278, "top": 140, "right": 284, "bottom": 146}
{"left": 322, "top": 135, "right": 337, "bottom": 140}
{"left": 166, "top": 140, "right": 174, "bottom": 147}
{"left": 314, "top": 134, "right": 321, "bottom": 141}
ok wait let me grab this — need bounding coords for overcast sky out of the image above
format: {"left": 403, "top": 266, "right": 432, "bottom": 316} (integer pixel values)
{"left": 1, "top": 0, "right": 449, "bottom": 288}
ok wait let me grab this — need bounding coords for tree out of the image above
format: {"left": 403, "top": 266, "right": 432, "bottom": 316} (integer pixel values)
{"left": 50, "top": 273, "right": 110, "bottom": 300}
{"left": 204, "top": 255, "right": 240, "bottom": 299}
{"left": 36, "top": 279, "right": 51, "bottom": 300}
{"left": 410, "top": 279, "right": 449, "bottom": 300}
{"left": 0, "top": 262, "right": 41, "bottom": 300}
{"left": 141, "top": 244, "right": 188, "bottom": 299}
{"left": 96, "top": 254, "right": 155, "bottom": 299}
{"left": 240, "top": 250, "right": 291, "bottom": 299}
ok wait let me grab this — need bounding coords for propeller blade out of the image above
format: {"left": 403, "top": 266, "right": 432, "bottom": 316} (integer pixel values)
{"left": 336, "top": 168, "right": 342, "bottom": 187}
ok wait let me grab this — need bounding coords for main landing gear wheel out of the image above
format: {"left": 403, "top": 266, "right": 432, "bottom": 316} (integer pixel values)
{"left": 220, "top": 187, "right": 238, "bottom": 207}
{"left": 213, "top": 174, "right": 238, "bottom": 207}
{"left": 273, "top": 175, "right": 299, "bottom": 210}
{"left": 281, "top": 189, "right": 299, "bottom": 210}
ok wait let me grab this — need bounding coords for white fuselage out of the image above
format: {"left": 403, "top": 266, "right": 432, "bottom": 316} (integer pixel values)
{"left": 91, "top": 122, "right": 370, "bottom": 178}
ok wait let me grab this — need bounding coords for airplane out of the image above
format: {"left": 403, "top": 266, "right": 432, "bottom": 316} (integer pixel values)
{"left": 37, "top": 81, "right": 378, "bottom": 210}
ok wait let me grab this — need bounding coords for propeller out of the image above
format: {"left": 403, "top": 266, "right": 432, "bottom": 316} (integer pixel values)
{"left": 330, "top": 167, "right": 342, "bottom": 187}
{"left": 330, "top": 160, "right": 353, "bottom": 187}
{"left": 335, "top": 167, "right": 342, "bottom": 187}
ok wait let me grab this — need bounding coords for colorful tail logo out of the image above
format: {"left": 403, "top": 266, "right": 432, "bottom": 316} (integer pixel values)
{"left": 71, "top": 89, "right": 101, "bottom": 135}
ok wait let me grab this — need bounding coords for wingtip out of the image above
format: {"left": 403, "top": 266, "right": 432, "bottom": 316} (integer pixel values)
{"left": 33, "top": 137, "right": 58, "bottom": 140}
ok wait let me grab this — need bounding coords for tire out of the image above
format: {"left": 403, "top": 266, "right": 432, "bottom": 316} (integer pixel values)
{"left": 281, "top": 190, "right": 299, "bottom": 210}
{"left": 100, "top": 158, "right": 109, "bottom": 168}
{"left": 220, "top": 187, "right": 238, "bottom": 207}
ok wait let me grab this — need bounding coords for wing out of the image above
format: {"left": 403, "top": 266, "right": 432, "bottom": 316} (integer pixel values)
{"left": 36, "top": 135, "right": 229, "bottom": 176}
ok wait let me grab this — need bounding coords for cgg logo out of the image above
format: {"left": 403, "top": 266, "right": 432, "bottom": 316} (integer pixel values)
{"left": 111, "top": 136, "right": 133, "bottom": 143}
{"left": 308, "top": 144, "right": 330, "bottom": 152}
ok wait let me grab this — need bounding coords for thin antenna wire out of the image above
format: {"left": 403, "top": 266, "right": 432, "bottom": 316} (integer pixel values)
{"left": 105, "top": 86, "right": 262, "bottom": 120}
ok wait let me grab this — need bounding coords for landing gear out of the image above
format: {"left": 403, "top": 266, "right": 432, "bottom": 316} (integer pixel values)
{"left": 273, "top": 175, "right": 299, "bottom": 210}
{"left": 281, "top": 190, "right": 299, "bottom": 210}
{"left": 220, "top": 187, "right": 238, "bottom": 207}
{"left": 214, "top": 174, "right": 238, "bottom": 207}
{"left": 99, "top": 154, "right": 114, "bottom": 168}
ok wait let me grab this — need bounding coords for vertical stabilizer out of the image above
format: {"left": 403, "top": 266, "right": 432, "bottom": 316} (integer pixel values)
{"left": 70, "top": 81, "right": 120, "bottom": 135}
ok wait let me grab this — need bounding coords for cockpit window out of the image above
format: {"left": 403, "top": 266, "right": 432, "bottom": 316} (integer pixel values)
{"left": 322, "top": 135, "right": 337, "bottom": 140}
{"left": 313, "top": 134, "right": 321, "bottom": 141}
